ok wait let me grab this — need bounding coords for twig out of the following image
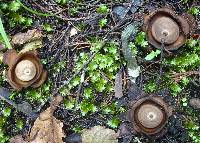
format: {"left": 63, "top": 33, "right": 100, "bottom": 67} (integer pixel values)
{"left": 17, "top": 0, "right": 54, "bottom": 17}
{"left": 157, "top": 38, "right": 165, "bottom": 84}
{"left": 44, "top": 41, "right": 106, "bottom": 104}
{"left": 36, "top": 42, "right": 105, "bottom": 113}
{"left": 18, "top": 0, "right": 90, "bottom": 21}
{"left": 55, "top": 50, "right": 101, "bottom": 94}
{"left": 170, "top": 71, "right": 200, "bottom": 83}
{"left": 74, "top": 71, "right": 86, "bottom": 108}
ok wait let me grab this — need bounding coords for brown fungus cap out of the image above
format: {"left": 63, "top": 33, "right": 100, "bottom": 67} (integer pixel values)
{"left": 143, "top": 8, "right": 197, "bottom": 50}
{"left": 3, "top": 49, "right": 47, "bottom": 91}
{"left": 128, "top": 96, "right": 172, "bottom": 136}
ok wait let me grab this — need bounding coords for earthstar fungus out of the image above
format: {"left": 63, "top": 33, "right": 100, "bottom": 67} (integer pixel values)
{"left": 143, "top": 8, "right": 197, "bottom": 50}
{"left": 3, "top": 49, "right": 47, "bottom": 91}
{"left": 128, "top": 96, "right": 172, "bottom": 136}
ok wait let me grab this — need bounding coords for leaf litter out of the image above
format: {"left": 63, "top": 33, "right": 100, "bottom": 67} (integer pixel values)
{"left": 10, "top": 95, "right": 65, "bottom": 143}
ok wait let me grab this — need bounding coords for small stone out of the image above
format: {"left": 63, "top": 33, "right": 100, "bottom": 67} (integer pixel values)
{"left": 112, "top": 6, "right": 127, "bottom": 20}
{"left": 82, "top": 126, "right": 118, "bottom": 143}
{"left": 10, "top": 135, "right": 27, "bottom": 143}
{"left": 114, "top": 70, "right": 123, "bottom": 98}
{"left": 189, "top": 98, "right": 200, "bottom": 109}
{"left": 70, "top": 28, "right": 78, "bottom": 37}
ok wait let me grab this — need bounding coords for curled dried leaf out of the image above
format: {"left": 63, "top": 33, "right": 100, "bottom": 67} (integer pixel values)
{"left": 29, "top": 96, "right": 64, "bottom": 143}
{"left": 19, "top": 40, "right": 43, "bottom": 54}
{"left": 11, "top": 29, "right": 42, "bottom": 46}
{"left": 9, "top": 96, "right": 65, "bottom": 143}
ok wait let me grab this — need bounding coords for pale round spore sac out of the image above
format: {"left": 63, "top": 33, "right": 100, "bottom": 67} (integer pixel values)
{"left": 137, "top": 104, "right": 164, "bottom": 129}
{"left": 15, "top": 60, "right": 37, "bottom": 82}
{"left": 151, "top": 16, "right": 180, "bottom": 44}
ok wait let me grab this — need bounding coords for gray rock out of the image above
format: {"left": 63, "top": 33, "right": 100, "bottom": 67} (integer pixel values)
{"left": 130, "top": 0, "right": 144, "bottom": 14}
{"left": 112, "top": 5, "right": 127, "bottom": 20}
{"left": 189, "top": 98, "right": 200, "bottom": 109}
{"left": 114, "top": 70, "right": 123, "bottom": 98}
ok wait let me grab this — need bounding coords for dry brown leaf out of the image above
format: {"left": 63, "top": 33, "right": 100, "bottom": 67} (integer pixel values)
{"left": 29, "top": 109, "right": 64, "bottom": 143}
{"left": 11, "top": 29, "right": 42, "bottom": 45}
{"left": 29, "top": 95, "right": 64, "bottom": 143}
{"left": 9, "top": 96, "right": 65, "bottom": 143}
{"left": 82, "top": 126, "right": 118, "bottom": 143}
{"left": 19, "top": 40, "right": 43, "bottom": 54}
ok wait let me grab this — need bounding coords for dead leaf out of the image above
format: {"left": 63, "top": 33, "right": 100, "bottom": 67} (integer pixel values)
{"left": 82, "top": 126, "right": 118, "bottom": 143}
{"left": 11, "top": 29, "right": 42, "bottom": 45}
{"left": 19, "top": 40, "right": 43, "bottom": 54}
{"left": 114, "top": 70, "right": 123, "bottom": 98}
{"left": 29, "top": 96, "right": 64, "bottom": 143}
{"left": 9, "top": 96, "right": 65, "bottom": 143}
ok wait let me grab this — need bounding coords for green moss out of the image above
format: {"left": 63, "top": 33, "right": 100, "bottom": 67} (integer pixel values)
{"left": 16, "top": 119, "right": 23, "bottom": 130}
{"left": 96, "top": 4, "right": 109, "bottom": 14}
{"left": 107, "top": 117, "right": 120, "bottom": 129}
{"left": 25, "top": 82, "right": 52, "bottom": 103}
{"left": 143, "top": 80, "right": 157, "bottom": 93}
{"left": 61, "top": 39, "right": 120, "bottom": 119}
{"left": 0, "top": 129, "right": 9, "bottom": 143}
{"left": 135, "top": 32, "right": 148, "bottom": 48}
{"left": 184, "top": 121, "right": 200, "bottom": 143}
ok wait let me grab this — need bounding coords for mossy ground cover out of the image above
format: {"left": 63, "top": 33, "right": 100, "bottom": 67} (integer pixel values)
{"left": 0, "top": 0, "right": 199, "bottom": 143}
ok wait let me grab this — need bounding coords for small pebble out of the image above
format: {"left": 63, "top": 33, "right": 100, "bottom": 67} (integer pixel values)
{"left": 70, "top": 27, "right": 78, "bottom": 37}
{"left": 189, "top": 98, "right": 200, "bottom": 109}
